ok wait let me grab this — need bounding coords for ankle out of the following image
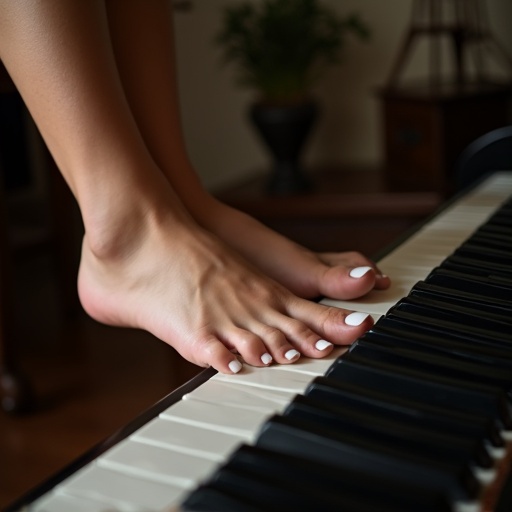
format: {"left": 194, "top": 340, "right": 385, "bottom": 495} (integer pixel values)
{"left": 82, "top": 191, "right": 187, "bottom": 262}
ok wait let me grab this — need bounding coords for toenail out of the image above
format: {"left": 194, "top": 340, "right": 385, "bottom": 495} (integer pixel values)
{"left": 261, "top": 353, "right": 273, "bottom": 365}
{"left": 349, "top": 266, "right": 373, "bottom": 278}
{"left": 345, "top": 312, "right": 370, "bottom": 326}
{"left": 228, "top": 360, "right": 243, "bottom": 373}
{"left": 315, "top": 339, "right": 332, "bottom": 351}
{"left": 284, "top": 349, "right": 300, "bottom": 361}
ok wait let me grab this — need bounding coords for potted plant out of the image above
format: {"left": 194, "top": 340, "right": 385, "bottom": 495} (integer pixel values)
{"left": 216, "top": 0, "right": 369, "bottom": 194}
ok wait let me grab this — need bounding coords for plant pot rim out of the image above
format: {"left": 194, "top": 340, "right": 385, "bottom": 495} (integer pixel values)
{"left": 251, "top": 97, "right": 318, "bottom": 111}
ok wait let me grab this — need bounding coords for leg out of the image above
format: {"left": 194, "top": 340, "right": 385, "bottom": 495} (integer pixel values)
{"left": 104, "top": 0, "right": 391, "bottom": 300}
{"left": 0, "top": 0, "right": 372, "bottom": 374}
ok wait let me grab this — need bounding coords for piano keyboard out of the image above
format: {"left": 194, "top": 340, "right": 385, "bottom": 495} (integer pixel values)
{"left": 9, "top": 171, "right": 512, "bottom": 512}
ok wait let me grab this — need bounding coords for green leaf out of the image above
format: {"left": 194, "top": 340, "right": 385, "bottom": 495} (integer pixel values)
{"left": 215, "top": 0, "right": 370, "bottom": 103}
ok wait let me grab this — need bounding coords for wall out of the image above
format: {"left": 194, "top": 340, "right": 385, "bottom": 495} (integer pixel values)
{"left": 173, "top": 0, "right": 512, "bottom": 191}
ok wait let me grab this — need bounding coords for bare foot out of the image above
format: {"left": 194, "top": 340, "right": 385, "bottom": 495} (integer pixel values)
{"left": 193, "top": 198, "right": 391, "bottom": 300}
{"left": 77, "top": 208, "right": 373, "bottom": 374}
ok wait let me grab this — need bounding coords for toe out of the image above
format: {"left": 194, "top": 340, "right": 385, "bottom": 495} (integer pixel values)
{"left": 374, "top": 272, "right": 391, "bottom": 289}
{"left": 271, "top": 315, "right": 334, "bottom": 359}
{"left": 223, "top": 328, "right": 273, "bottom": 367}
{"left": 191, "top": 335, "right": 245, "bottom": 374}
{"left": 316, "top": 264, "right": 377, "bottom": 300}
{"left": 288, "top": 298, "right": 373, "bottom": 346}
{"left": 255, "top": 325, "right": 301, "bottom": 364}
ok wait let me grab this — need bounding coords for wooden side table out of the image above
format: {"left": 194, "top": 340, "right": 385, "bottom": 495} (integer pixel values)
{"left": 379, "top": 83, "right": 512, "bottom": 194}
{"left": 215, "top": 166, "right": 442, "bottom": 258}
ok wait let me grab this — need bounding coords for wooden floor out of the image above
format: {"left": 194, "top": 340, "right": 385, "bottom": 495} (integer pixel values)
{"left": 0, "top": 248, "right": 200, "bottom": 509}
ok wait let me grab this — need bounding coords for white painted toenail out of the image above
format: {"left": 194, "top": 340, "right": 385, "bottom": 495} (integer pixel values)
{"left": 345, "top": 312, "right": 370, "bottom": 326}
{"left": 349, "top": 266, "right": 373, "bottom": 278}
{"left": 261, "top": 353, "right": 273, "bottom": 365}
{"left": 284, "top": 349, "right": 300, "bottom": 361}
{"left": 315, "top": 340, "right": 332, "bottom": 351}
{"left": 228, "top": 360, "right": 242, "bottom": 373}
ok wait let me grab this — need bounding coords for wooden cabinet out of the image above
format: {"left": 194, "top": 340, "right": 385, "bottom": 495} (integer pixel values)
{"left": 379, "top": 84, "right": 512, "bottom": 194}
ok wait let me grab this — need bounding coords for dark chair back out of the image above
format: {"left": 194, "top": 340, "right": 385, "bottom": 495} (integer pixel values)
{"left": 455, "top": 125, "right": 512, "bottom": 190}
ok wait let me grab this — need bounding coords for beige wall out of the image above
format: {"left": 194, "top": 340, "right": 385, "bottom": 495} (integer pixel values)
{"left": 174, "top": 0, "right": 512, "bottom": 191}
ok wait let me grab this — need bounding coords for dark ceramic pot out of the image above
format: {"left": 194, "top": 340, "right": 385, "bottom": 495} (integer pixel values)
{"left": 249, "top": 100, "right": 318, "bottom": 195}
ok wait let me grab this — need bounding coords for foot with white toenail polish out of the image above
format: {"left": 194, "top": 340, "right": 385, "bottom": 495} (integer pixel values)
{"left": 345, "top": 312, "right": 370, "bottom": 326}
{"left": 315, "top": 339, "right": 333, "bottom": 351}
{"left": 284, "top": 349, "right": 300, "bottom": 361}
{"left": 349, "top": 266, "right": 373, "bottom": 278}
{"left": 228, "top": 360, "right": 242, "bottom": 374}
{"left": 261, "top": 353, "right": 273, "bottom": 365}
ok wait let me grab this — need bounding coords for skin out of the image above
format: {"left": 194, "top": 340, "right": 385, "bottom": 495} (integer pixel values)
{"left": 0, "top": 0, "right": 390, "bottom": 374}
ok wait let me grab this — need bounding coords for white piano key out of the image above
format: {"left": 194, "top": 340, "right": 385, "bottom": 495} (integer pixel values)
{"left": 30, "top": 491, "right": 115, "bottom": 512}
{"left": 57, "top": 465, "right": 182, "bottom": 511}
{"left": 159, "top": 398, "right": 270, "bottom": 437}
{"left": 264, "top": 348, "right": 344, "bottom": 376}
{"left": 132, "top": 417, "right": 246, "bottom": 461}
{"left": 383, "top": 247, "right": 447, "bottom": 267}
{"left": 178, "top": 351, "right": 347, "bottom": 425}
{"left": 181, "top": 349, "right": 349, "bottom": 414}
{"left": 427, "top": 214, "right": 488, "bottom": 232}
{"left": 322, "top": 283, "right": 410, "bottom": 316}
{"left": 212, "top": 363, "right": 315, "bottom": 393}
{"left": 413, "top": 227, "right": 473, "bottom": 240}
{"left": 183, "top": 379, "right": 293, "bottom": 413}
{"left": 376, "top": 262, "right": 433, "bottom": 281}
{"left": 98, "top": 437, "right": 217, "bottom": 490}
{"left": 379, "top": 253, "right": 437, "bottom": 272}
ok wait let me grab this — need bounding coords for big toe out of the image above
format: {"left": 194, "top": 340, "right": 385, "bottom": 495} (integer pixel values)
{"left": 317, "top": 265, "right": 377, "bottom": 300}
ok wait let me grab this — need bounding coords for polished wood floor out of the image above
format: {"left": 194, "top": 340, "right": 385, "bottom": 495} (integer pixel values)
{"left": 0, "top": 247, "right": 200, "bottom": 509}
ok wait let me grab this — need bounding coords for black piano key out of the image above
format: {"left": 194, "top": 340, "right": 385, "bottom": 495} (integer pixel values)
{"left": 485, "top": 206, "right": 512, "bottom": 224}
{"left": 284, "top": 393, "right": 493, "bottom": 469}
{"left": 465, "top": 234, "right": 512, "bottom": 251}
{"left": 210, "top": 451, "right": 417, "bottom": 512}
{"left": 222, "top": 444, "right": 452, "bottom": 512}
{"left": 409, "top": 278, "right": 512, "bottom": 312}
{"left": 345, "top": 348, "right": 511, "bottom": 424}
{"left": 182, "top": 486, "right": 264, "bottom": 512}
{"left": 326, "top": 358, "right": 512, "bottom": 429}
{"left": 471, "top": 223, "right": 512, "bottom": 239}
{"left": 387, "top": 305, "right": 512, "bottom": 350}
{"left": 361, "top": 328, "right": 512, "bottom": 385}
{"left": 351, "top": 338, "right": 512, "bottom": 395}
{"left": 407, "top": 286, "right": 512, "bottom": 326}
{"left": 424, "top": 267, "right": 512, "bottom": 302}
{"left": 373, "top": 316, "right": 512, "bottom": 368}
{"left": 444, "top": 247, "right": 512, "bottom": 286}
{"left": 305, "top": 376, "right": 504, "bottom": 448}
{"left": 205, "top": 466, "right": 358, "bottom": 512}
{"left": 389, "top": 298, "right": 512, "bottom": 340}
{"left": 475, "top": 223, "right": 512, "bottom": 239}
{"left": 410, "top": 281, "right": 512, "bottom": 319}
{"left": 256, "top": 414, "right": 480, "bottom": 502}
{"left": 457, "top": 241, "right": 512, "bottom": 266}
{"left": 441, "top": 256, "right": 512, "bottom": 282}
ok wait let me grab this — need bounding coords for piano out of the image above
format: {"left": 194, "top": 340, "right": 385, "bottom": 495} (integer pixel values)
{"left": 6, "top": 171, "right": 512, "bottom": 512}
